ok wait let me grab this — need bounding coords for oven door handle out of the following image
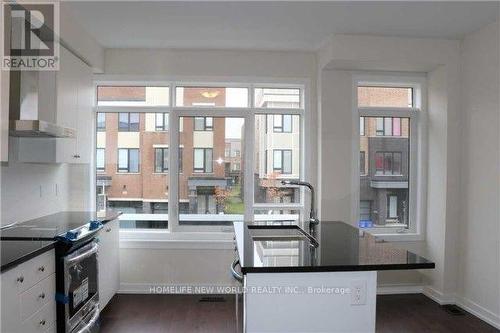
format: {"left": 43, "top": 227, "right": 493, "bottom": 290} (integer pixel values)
{"left": 74, "top": 305, "right": 99, "bottom": 333}
{"left": 66, "top": 243, "right": 99, "bottom": 265}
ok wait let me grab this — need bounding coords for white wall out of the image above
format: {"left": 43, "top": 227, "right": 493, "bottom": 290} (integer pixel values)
{"left": 101, "top": 48, "right": 319, "bottom": 290}
{"left": 1, "top": 139, "right": 69, "bottom": 226}
{"left": 457, "top": 20, "right": 500, "bottom": 328}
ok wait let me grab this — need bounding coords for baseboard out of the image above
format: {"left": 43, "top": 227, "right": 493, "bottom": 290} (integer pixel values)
{"left": 455, "top": 296, "right": 500, "bottom": 330}
{"left": 422, "top": 286, "right": 456, "bottom": 304}
{"left": 377, "top": 284, "right": 423, "bottom": 295}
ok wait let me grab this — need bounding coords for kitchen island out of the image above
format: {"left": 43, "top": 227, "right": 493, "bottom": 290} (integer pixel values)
{"left": 233, "top": 221, "right": 434, "bottom": 333}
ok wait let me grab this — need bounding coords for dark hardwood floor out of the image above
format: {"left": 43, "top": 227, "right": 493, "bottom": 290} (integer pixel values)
{"left": 101, "top": 294, "right": 499, "bottom": 333}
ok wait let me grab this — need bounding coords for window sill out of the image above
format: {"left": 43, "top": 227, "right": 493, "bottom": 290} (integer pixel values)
{"left": 119, "top": 230, "right": 234, "bottom": 249}
{"left": 367, "top": 231, "right": 424, "bottom": 242}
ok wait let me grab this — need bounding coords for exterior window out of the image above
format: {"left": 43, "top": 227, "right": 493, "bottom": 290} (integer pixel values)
{"left": 155, "top": 113, "right": 169, "bottom": 131}
{"left": 175, "top": 87, "right": 248, "bottom": 107}
{"left": 96, "top": 149, "right": 105, "bottom": 172}
{"left": 375, "top": 117, "right": 402, "bottom": 136}
{"left": 273, "top": 149, "right": 292, "bottom": 174}
{"left": 155, "top": 148, "right": 169, "bottom": 173}
{"left": 118, "top": 113, "right": 140, "bottom": 131}
{"left": 357, "top": 81, "right": 420, "bottom": 232}
{"left": 358, "top": 86, "right": 413, "bottom": 108}
{"left": 97, "top": 86, "right": 169, "bottom": 107}
{"left": 95, "top": 85, "right": 304, "bottom": 232}
{"left": 179, "top": 117, "right": 245, "bottom": 225}
{"left": 375, "top": 152, "right": 402, "bottom": 175}
{"left": 254, "top": 88, "right": 301, "bottom": 109}
{"left": 360, "top": 151, "right": 366, "bottom": 175}
{"left": 273, "top": 114, "right": 292, "bottom": 133}
{"left": 194, "top": 148, "right": 213, "bottom": 173}
{"left": 97, "top": 113, "right": 106, "bottom": 131}
{"left": 376, "top": 117, "right": 384, "bottom": 136}
{"left": 194, "top": 117, "right": 213, "bottom": 131}
{"left": 387, "top": 195, "right": 398, "bottom": 219}
{"left": 255, "top": 114, "right": 301, "bottom": 204}
{"left": 118, "top": 148, "right": 139, "bottom": 173}
{"left": 179, "top": 147, "right": 183, "bottom": 173}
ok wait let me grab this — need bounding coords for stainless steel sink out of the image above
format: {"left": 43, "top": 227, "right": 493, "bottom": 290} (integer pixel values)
{"left": 247, "top": 225, "right": 319, "bottom": 246}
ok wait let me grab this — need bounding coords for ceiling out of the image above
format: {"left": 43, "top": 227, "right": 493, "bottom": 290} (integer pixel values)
{"left": 66, "top": 1, "right": 499, "bottom": 51}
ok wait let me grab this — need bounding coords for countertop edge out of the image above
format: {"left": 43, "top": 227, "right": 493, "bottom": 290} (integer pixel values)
{"left": 1, "top": 241, "right": 56, "bottom": 273}
{"left": 240, "top": 262, "right": 435, "bottom": 274}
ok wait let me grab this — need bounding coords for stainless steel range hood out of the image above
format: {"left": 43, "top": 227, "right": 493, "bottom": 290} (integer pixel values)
{"left": 9, "top": 71, "right": 76, "bottom": 138}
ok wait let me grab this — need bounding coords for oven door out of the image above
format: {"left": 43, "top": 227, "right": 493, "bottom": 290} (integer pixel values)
{"left": 63, "top": 241, "right": 99, "bottom": 332}
{"left": 71, "top": 303, "right": 100, "bottom": 333}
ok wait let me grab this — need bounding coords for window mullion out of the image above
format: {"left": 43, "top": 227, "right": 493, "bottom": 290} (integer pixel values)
{"left": 169, "top": 110, "right": 179, "bottom": 232}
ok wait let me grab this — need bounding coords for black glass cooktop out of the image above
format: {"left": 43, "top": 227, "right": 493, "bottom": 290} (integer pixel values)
{"left": 1, "top": 211, "right": 120, "bottom": 240}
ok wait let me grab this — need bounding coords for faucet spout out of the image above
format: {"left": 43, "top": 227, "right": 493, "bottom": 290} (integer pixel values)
{"left": 281, "top": 180, "right": 318, "bottom": 234}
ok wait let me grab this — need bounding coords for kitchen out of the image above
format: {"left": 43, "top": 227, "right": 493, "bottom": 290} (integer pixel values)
{"left": 1, "top": 2, "right": 499, "bottom": 333}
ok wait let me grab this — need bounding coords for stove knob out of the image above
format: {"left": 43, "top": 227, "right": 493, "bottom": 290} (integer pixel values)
{"left": 89, "top": 220, "right": 103, "bottom": 231}
{"left": 65, "top": 230, "right": 79, "bottom": 240}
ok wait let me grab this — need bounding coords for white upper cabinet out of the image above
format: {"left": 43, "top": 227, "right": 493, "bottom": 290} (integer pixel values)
{"left": 16, "top": 46, "right": 93, "bottom": 164}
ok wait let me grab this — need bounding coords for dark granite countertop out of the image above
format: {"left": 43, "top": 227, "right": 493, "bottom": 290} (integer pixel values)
{"left": 1, "top": 211, "right": 121, "bottom": 240}
{"left": 1, "top": 240, "right": 56, "bottom": 273}
{"left": 234, "top": 221, "right": 435, "bottom": 274}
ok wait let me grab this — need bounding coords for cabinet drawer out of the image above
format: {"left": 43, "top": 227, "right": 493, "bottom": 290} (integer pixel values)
{"left": 20, "top": 273, "right": 55, "bottom": 321}
{"left": 16, "top": 250, "right": 55, "bottom": 293}
{"left": 21, "top": 300, "right": 56, "bottom": 333}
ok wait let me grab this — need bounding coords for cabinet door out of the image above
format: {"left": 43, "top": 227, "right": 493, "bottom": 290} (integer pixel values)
{"left": 72, "top": 53, "right": 93, "bottom": 164}
{"left": 56, "top": 46, "right": 79, "bottom": 163}
{"left": 1, "top": 266, "right": 23, "bottom": 332}
{"left": 98, "top": 219, "right": 120, "bottom": 309}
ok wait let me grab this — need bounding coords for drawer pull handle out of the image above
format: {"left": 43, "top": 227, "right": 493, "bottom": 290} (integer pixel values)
{"left": 17, "top": 276, "right": 24, "bottom": 283}
{"left": 38, "top": 266, "right": 45, "bottom": 272}
{"left": 39, "top": 293, "right": 45, "bottom": 299}
{"left": 39, "top": 320, "right": 46, "bottom": 326}
{"left": 106, "top": 227, "right": 111, "bottom": 232}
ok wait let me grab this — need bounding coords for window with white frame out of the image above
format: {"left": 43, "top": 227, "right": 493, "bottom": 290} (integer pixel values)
{"left": 357, "top": 82, "right": 420, "bottom": 234}
{"left": 95, "top": 83, "right": 305, "bottom": 233}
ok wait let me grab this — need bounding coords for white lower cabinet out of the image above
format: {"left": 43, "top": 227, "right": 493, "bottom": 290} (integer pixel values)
{"left": 1, "top": 250, "right": 56, "bottom": 333}
{"left": 98, "top": 219, "right": 120, "bottom": 309}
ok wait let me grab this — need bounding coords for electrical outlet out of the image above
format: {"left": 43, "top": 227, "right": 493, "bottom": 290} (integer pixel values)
{"left": 350, "top": 280, "right": 366, "bottom": 305}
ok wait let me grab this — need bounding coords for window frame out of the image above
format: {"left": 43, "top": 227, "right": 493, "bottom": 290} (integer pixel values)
{"left": 154, "top": 147, "right": 169, "bottom": 173}
{"left": 117, "top": 148, "right": 140, "bottom": 173}
{"left": 155, "top": 113, "right": 169, "bottom": 131}
{"left": 273, "top": 149, "right": 293, "bottom": 175}
{"left": 118, "top": 112, "right": 140, "bottom": 132}
{"left": 353, "top": 74, "right": 427, "bottom": 241}
{"left": 93, "top": 80, "right": 308, "bottom": 239}
{"left": 96, "top": 148, "right": 105, "bottom": 172}
{"left": 193, "top": 147, "right": 213, "bottom": 173}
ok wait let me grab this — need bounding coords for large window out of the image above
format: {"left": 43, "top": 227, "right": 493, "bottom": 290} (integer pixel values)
{"left": 95, "top": 84, "right": 304, "bottom": 234}
{"left": 179, "top": 117, "right": 245, "bottom": 226}
{"left": 255, "top": 114, "right": 301, "bottom": 204}
{"left": 358, "top": 82, "right": 419, "bottom": 234}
